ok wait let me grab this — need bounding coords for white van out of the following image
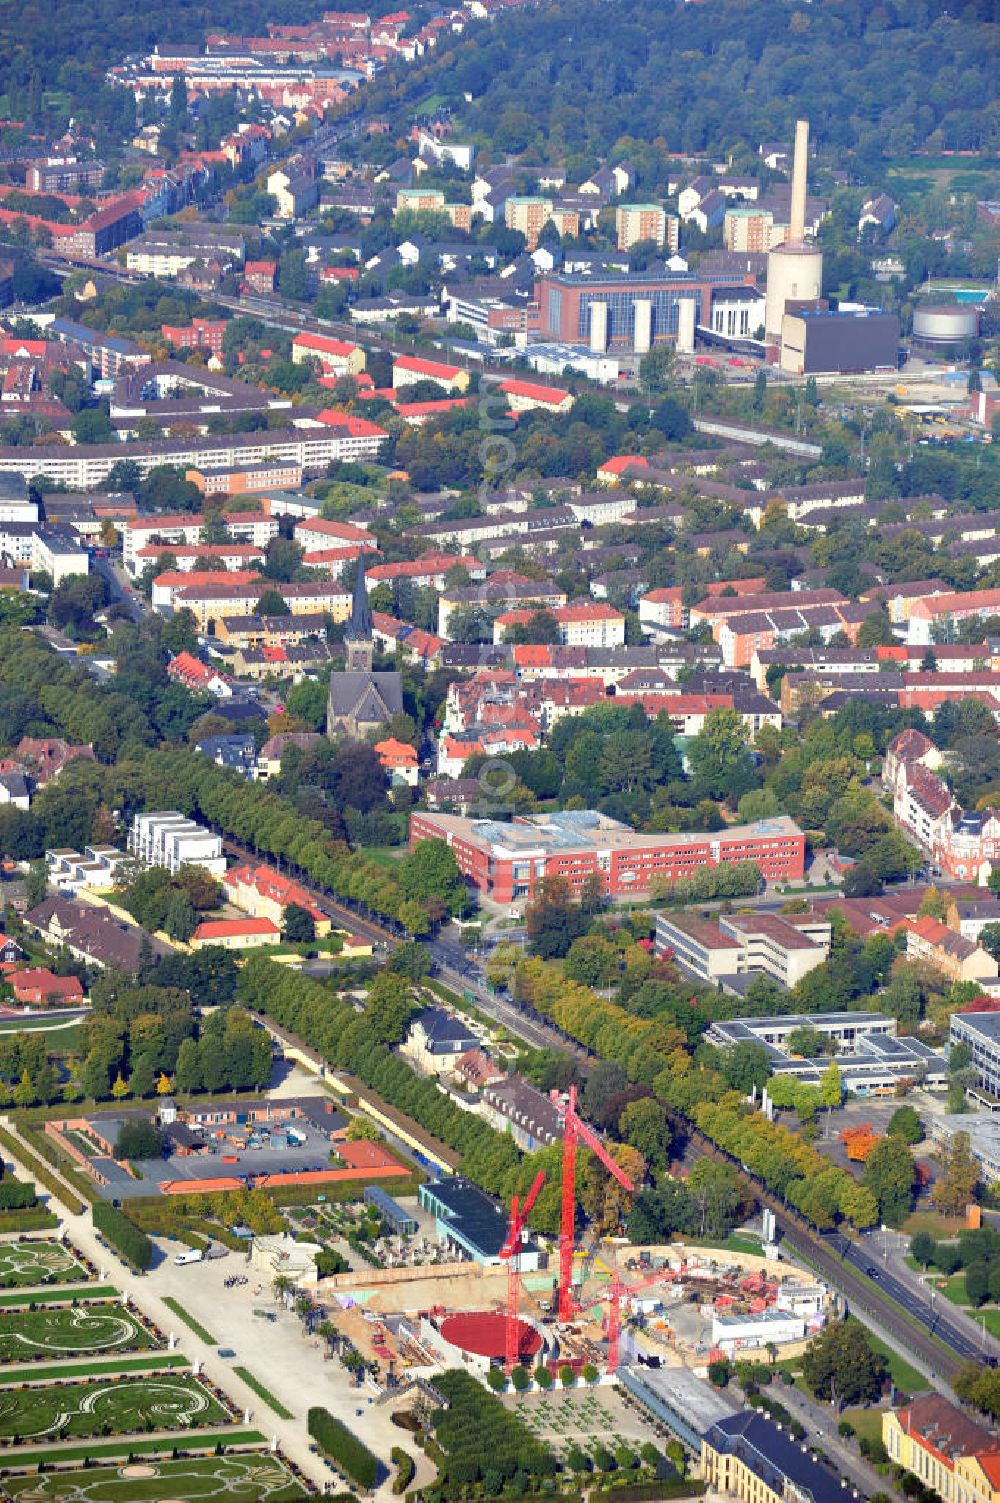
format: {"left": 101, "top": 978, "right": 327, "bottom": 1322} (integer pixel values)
{"left": 174, "top": 1249, "right": 204, "bottom": 1265}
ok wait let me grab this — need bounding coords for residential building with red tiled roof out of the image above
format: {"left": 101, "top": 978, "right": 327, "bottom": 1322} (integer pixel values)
{"left": 597, "top": 454, "right": 648, "bottom": 483}
{"left": 395, "top": 397, "right": 471, "bottom": 424}
{"left": 314, "top": 411, "right": 390, "bottom": 446}
{"left": 16, "top": 738, "right": 95, "bottom": 785}
{"left": 366, "top": 553, "right": 482, "bottom": 589}
{"left": 371, "top": 611, "right": 444, "bottom": 664}
{"left": 639, "top": 586, "right": 686, "bottom": 631}
{"left": 494, "top": 601, "right": 626, "bottom": 648}
{"left": 375, "top": 736, "right": 419, "bottom": 785}
{"left": 191, "top": 916, "right": 281, "bottom": 950}
{"left": 454, "top": 1049, "right": 506, "bottom": 1091}
{"left": 9, "top": 968, "right": 84, "bottom": 1006}
{"left": 291, "top": 331, "right": 366, "bottom": 374}
{"left": 884, "top": 1393, "right": 1000, "bottom": 1503}
{"left": 392, "top": 354, "right": 470, "bottom": 393}
{"left": 499, "top": 378, "right": 573, "bottom": 414}
{"left": 223, "top": 860, "right": 331, "bottom": 935}
{"left": 904, "top": 913, "right": 999, "bottom": 984}
{"left": 166, "top": 651, "right": 232, "bottom": 698}
{"left": 151, "top": 568, "right": 261, "bottom": 609}
{"left": 436, "top": 726, "right": 540, "bottom": 779}
{"left": 243, "top": 260, "right": 277, "bottom": 292}
{"left": 293, "top": 517, "right": 376, "bottom": 553}
{"left": 136, "top": 543, "right": 264, "bottom": 573}
{"left": 909, "top": 587, "right": 1000, "bottom": 646}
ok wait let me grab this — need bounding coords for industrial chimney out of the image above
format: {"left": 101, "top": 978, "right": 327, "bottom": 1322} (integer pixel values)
{"left": 789, "top": 118, "right": 809, "bottom": 244}
{"left": 764, "top": 116, "right": 824, "bottom": 345}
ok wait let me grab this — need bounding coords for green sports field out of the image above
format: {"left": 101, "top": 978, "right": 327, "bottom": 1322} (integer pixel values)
{"left": 0, "top": 1303, "right": 159, "bottom": 1362}
{"left": 0, "top": 1453, "right": 309, "bottom": 1501}
{"left": 0, "top": 1241, "right": 87, "bottom": 1289}
{"left": 0, "top": 1373, "right": 228, "bottom": 1442}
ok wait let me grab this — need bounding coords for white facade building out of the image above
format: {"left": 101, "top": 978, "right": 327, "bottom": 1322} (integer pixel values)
{"left": 128, "top": 811, "right": 227, "bottom": 877}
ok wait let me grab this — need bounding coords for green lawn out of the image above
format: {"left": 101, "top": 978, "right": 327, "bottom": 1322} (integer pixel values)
{"left": 0, "top": 1302, "right": 159, "bottom": 1361}
{"left": 232, "top": 1367, "right": 293, "bottom": 1420}
{"left": 0, "top": 1012, "right": 85, "bottom": 1035}
{"left": 1, "top": 1453, "right": 307, "bottom": 1502}
{"left": 911, "top": 1268, "right": 1000, "bottom": 1336}
{"left": 0, "top": 1431, "right": 266, "bottom": 1468}
{"left": 0, "top": 1239, "right": 87, "bottom": 1288}
{"left": 901, "top": 1210, "right": 967, "bottom": 1238}
{"left": 841, "top": 1408, "right": 887, "bottom": 1446}
{"left": 0, "top": 1372, "right": 229, "bottom": 1442}
{"left": 777, "top": 1322, "right": 928, "bottom": 1399}
{"left": 0, "top": 1283, "right": 116, "bottom": 1307}
{"left": 161, "top": 1296, "right": 217, "bottom": 1345}
{"left": 847, "top": 1319, "right": 929, "bottom": 1395}
{"left": 923, "top": 1271, "right": 970, "bottom": 1305}
{"left": 0, "top": 1353, "right": 189, "bottom": 1383}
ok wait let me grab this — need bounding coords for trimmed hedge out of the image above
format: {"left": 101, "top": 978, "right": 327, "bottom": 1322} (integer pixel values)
{"left": 0, "top": 1127, "right": 86, "bottom": 1216}
{"left": 308, "top": 1407, "right": 379, "bottom": 1491}
{"left": 92, "top": 1201, "right": 153, "bottom": 1271}
{"left": 391, "top": 1447, "right": 415, "bottom": 1495}
{"left": 0, "top": 1206, "right": 58, "bottom": 1232}
{"left": 0, "top": 1180, "right": 37, "bottom": 1210}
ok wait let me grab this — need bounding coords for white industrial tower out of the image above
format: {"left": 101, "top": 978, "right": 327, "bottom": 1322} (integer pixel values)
{"left": 764, "top": 118, "right": 824, "bottom": 346}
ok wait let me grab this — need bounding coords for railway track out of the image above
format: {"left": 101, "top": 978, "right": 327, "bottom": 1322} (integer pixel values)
{"left": 218, "top": 836, "right": 993, "bottom": 1376}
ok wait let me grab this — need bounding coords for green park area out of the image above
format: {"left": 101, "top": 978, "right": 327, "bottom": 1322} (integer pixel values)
{"left": 0, "top": 1453, "right": 309, "bottom": 1502}
{"left": 0, "top": 1302, "right": 159, "bottom": 1362}
{"left": 0, "top": 1354, "right": 188, "bottom": 1384}
{"left": 0, "top": 1372, "right": 229, "bottom": 1443}
{"left": 0, "top": 1240, "right": 88, "bottom": 1288}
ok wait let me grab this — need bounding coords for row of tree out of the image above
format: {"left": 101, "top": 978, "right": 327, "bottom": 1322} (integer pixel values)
{"left": 509, "top": 952, "right": 877, "bottom": 1232}
{"left": 92, "top": 1202, "right": 153, "bottom": 1271}
{"left": 306, "top": 1408, "right": 379, "bottom": 1490}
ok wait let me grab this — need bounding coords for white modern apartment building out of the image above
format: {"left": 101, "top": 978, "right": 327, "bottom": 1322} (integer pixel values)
{"left": 128, "top": 811, "right": 226, "bottom": 877}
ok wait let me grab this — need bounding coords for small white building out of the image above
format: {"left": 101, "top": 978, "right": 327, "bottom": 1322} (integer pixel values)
{"left": 417, "top": 130, "right": 476, "bottom": 174}
{"left": 711, "top": 1308, "right": 807, "bottom": 1355}
{"left": 32, "top": 529, "right": 90, "bottom": 585}
{"left": 128, "top": 811, "right": 226, "bottom": 877}
{"left": 47, "top": 845, "right": 130, "bottom": 894}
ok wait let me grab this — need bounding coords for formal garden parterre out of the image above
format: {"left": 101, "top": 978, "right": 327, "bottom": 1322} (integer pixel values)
{"left": 0, "top": 1452, "right": 310, "bottom": 1502}
{"left": 0, "top": 1302, "right": 161, "bottom": 1363}
{"left": 0, "top": 1372, "right": 232, "bottom": 1444}
{"left": 0, "top": 1242, "right": 90, "bottom": 1290}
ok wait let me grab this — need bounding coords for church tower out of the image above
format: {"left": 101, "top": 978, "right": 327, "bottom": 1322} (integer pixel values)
{"left": 343, "top": 550, "right": 374, "bottom": 673}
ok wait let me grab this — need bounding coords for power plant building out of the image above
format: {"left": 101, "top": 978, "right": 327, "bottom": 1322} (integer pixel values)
{"left": 533, "top": 270, "right": 756, "bottom": 350}
{"left": 764, "top": 118, "right": 824, "bottom": 346}
{"left": 780, "top": 309, "right": 899, "bottom": 374}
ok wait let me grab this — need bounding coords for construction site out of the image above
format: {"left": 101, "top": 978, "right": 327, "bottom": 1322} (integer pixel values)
{"left": 303, "top": 1089, "right": 835, "bottom": 1394}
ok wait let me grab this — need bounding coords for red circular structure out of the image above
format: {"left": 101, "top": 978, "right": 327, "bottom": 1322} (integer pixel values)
{"left": 439, "top": 1311, "right": 542, "bottom": 1361}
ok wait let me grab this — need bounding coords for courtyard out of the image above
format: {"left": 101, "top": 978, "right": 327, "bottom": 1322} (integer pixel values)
{"left": 507, "top": 1384, "right": 664, "bottom": 1463}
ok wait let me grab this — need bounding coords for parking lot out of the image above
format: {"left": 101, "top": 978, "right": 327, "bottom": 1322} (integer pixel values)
{"left": 92, "top": 1120, "right": 346, "bottom": 1199}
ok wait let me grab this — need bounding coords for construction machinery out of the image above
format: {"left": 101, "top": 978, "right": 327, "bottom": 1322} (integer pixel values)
{"left": 499, "top": 1169, "right": 545, "bottom": 1374}
{"left": 552, "top": 1086, "right": 635, "bottom": 1323}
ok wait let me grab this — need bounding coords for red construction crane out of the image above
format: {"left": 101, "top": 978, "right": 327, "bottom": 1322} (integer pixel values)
{"left": 551, "top": 1087, "right": 635, "bottom": 1323}
{"left": 499, "top": 1170, "right": 545, "bottom": 1374}
{"left": 601, "top": 1268, "right": 673, "bottom": 1374}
